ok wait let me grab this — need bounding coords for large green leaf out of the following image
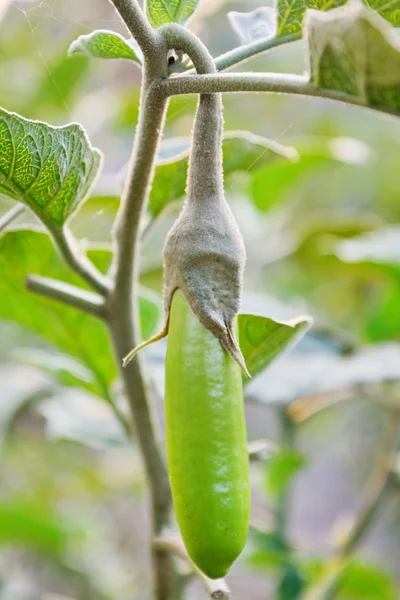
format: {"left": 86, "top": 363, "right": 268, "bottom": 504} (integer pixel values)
{"left": 69, "top": 30, "right": 142, "bottom": 64}
{"left": 338, "top": 562, "right": 397, "bottom": 600}
{"left": 0, "top": 107, "right": 102, "bottom": 231}
{"left": 239, "top": 312, "right": 312, "bottom": 381}
{"left": 277, "top": 0, "right": 346, "bottom": 36}
{"left": 146, "top": 0, "right": 200, "bottom": 28}
{"left": 306, "top": 3, "right": 400, "bottom": 114}
{"left": 0, "top": 230, "right": 160, "bottom": 400}
{"left": 250, "top": 136, "right": 371, "bottom": 212}
{"left": 277, "top": 0, "right": 400, "bottom": 37}
{"left": 148, "top": 131, "right": 297, "bottom": 224}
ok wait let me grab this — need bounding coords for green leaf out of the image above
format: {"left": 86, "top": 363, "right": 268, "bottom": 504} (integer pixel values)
{"left": 33, "top": 54, "right": 90, "bottom": 117}
{"left": 250, "top": 136, "right": 371, "bottom": 212}
{"left": 277, "top": 0, "right": 346, "bottom": 37}
{"left": 339, "top": 562, "right": 397, "bottom": 600}
{"left": 0, "top": 500, "right": 68, "bottom": 556}
{"left": 0, "top": 230, "right": 160, "bottom": 400}
{"left": 248, "top": 530, "right": 292, "bottom": 569}
{"left": 336, "top": 226, "right": 400, "bottom": 268}
{"left": 278, "top": 564, "right": 306, "bottom": 600}
{"left": 68, "top": 30, "right": 142, "bottom": 64}
{"left": 0, "top": 107, "right": 102, "bottom": 231}
{"left": 276, "top": 0, "right": 400, "bottom": 37}
{"left": 148, "top": 131, "right": 297, "bottom": 224}
{"left": 146, "top": 0, "right": 200, "bottom": 28}
{"left": 239, "top": 313, "right": 312, "bottom": 381}
{"left": 228, "top": 8, "right": 277, "bottom": 44}
{"left": 306, "top": 3, "right": 400, "bottom": 115}
{"left": 251, "top": 155, "right": 329, "bottom": 213}
{"left": 266, "top": 450, "right": 305, "bottom": 497}
{"left": 365, "top": 0, "right": 400, "bottom": 26}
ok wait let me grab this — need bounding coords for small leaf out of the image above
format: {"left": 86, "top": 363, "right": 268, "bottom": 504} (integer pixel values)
{"left": 336, "top": 226, "right": 400, "bottom": 267}
{"left": 266, "top": 450, "right": 305, "bottom": 497}
{"left": 68, "top": 30, "right": 142, "bottom": 64}
{"left": 306, "top": 3, "right": 400, "bottom": 114}
{"left": 278, "top": 564, "right": 306, "bottom": 600}
{"left": 239, "top": 313, "right": 312, "bottom": 381}
{"left": 0, "top": 500, "right": 68, "bottom": 556}
{"left": 0, "top": 230, "right": 160, "bottom": 399}
{"left": 339, "top": 562, "right": 397, "bottom": 600}
{"left": 248, "top": 530, "right": 292, "bottom": 569}
{"left": 146, "top": 0, "right": 200, "bottom": 28}
{"left": 148, "top": 131, "right": 297, "bottom": 224}
{"left": 228, "top": 8, "right": 277, "bottom": 44}
{"left": 0, "top": 107, "right": 102, "bottom": 231}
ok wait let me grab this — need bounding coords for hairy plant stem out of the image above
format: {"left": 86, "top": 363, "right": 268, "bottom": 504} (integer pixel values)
{"left": 26, "top": 275, "right": 106, "bottom": 317}
{"left": 105, "top": 5, "right": 173, "bottom": 592}
{"left": 108, "top": 0, "right": 157, "bottom": 54}
{"left": 210, "top": 33, "right": 300, "bottom": 72}
{"left": 0, "top": 203, "right": 25, "bottom": 232}
{"left": 162, "top": 72, "right": 372, "bottom": 112}
{"left": 52, "top": 227, "right": 110, "bottom": 295}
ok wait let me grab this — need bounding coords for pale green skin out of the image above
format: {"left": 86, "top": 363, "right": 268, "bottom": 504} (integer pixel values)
{"left": 165, "top": 289, "right": 250, "bottom": 579}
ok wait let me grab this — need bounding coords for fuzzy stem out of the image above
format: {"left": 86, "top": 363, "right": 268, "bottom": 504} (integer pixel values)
{"left": 0, "top": 203, "right": 25, "bottom": 232}
{"left": 162, "top": 72, "right": 371, "bottom": 112}
{"left": 160, "top": 25, "right": 222, "bottom": 205}
{"left": 26, "top": 275, "right": 106, "bottom": 318}
{"left": 106, "top": 26, "right": 172, "bottom": 594}
{"left": 213, "top": 33, "right": 301, "bottom": 72}
{"left": 51, "top": 227, "right": 110, "bottom": 295}
{"left": 108, "top": 0, "right": 157, "bottom": 55}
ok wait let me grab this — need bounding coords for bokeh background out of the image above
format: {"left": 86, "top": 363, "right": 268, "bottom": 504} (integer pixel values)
{"left": 1, "top": 0, "right": 400, "bottom": 598}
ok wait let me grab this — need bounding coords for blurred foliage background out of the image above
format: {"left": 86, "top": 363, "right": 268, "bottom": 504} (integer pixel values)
{"left": 1, "top": 0, "right": 400, "bottom": 598}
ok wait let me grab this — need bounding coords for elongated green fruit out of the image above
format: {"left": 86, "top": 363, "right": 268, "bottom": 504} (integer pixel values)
{"left": 165, "top": 289, "right": 250, "bottom": 579}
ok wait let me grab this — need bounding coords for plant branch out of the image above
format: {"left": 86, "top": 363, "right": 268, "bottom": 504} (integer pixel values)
{"left": 108, "top": 0, "right": 157, "bottom": 55}
{"left": 154, "top": 535, "right": 231, "bottom": 599}
{"left": 26, "top": 275, "right": 106, "bottom": 318}
{"left": 160, "top": 23, "right": 216, "bottom": 74}
{"left": 276, "top": 410, "right": 296, "bottom": 541}
{"left": 51, "top": 227, "right": 110, "bottom": 295}
{"left": 162, "top": 72, "right": 370, "bottom": 111}
{"left": 302, "top": 415, "right": 400, "bottom": 600}
{"left": 106, "top": 29, "right": 172, "bottom": 595}
{"left": 0, "top": 203, "right": 25, "bottom": 232}
{"left": 213, "top": 33, "right": 300, "bottom": 72}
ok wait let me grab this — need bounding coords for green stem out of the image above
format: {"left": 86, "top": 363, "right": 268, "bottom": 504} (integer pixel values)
{"left": 0, "top": 203, "right": 25, "bottom": 232}
{"left": 162, "top": 72, "right": 370, "bottom": 112}
{"left": 213, "top": 33, "right": 300, "bottom": 72}
{"left": 107, "top": 29, "right": 172, "bottom": 596}
{"left": 52, "top": 227, "right": 110, "bottom": 295}
{"left": 276, "top": 410, "right": 295, "bottom": 541}
{"left": 26, "top": 275, "right": 106, "bottom": 318}
{"left": 109, "top": 0, "right": 157, "bottom": 55}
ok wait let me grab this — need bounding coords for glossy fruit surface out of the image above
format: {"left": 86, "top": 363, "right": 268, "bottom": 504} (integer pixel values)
{"left": 165, "top": 289, "right": 250, "bottom": 579}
